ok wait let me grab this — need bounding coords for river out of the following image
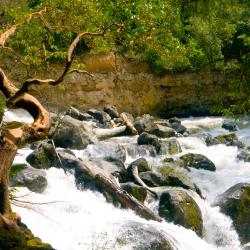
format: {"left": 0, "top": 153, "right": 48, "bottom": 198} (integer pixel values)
{"left": 5, "top": 110, "right": 250, "bottom": 250}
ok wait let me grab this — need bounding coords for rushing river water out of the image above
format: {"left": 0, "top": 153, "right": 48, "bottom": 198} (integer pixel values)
{"left": 5, "top": 110, "right": 250, "bottom": 250}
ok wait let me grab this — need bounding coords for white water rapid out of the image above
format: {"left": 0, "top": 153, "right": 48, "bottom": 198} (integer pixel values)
{"left": 5, "top": 110, "right": 250, "bottom": 250}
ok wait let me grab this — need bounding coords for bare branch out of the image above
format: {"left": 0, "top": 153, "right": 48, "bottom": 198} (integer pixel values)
{"left": 13, "top": 22, "right": 124, "bottom": 93}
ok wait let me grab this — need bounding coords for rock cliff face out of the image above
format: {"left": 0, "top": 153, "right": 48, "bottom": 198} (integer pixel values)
{"left": 16, "top": 53, "right": 230, "bottom": 117}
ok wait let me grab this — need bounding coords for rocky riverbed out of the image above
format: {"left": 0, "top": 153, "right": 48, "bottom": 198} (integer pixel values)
{"left": 4, "top": 107, "right": 250, "bottom": 250}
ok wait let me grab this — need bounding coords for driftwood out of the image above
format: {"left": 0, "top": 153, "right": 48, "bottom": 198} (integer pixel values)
{"left": 93, "top": 125, "right": 127, "bottom": 140}
{"left": 120, "top": 112, "right": 138, "bottom": 135}
{"left": 94, "top": 173, "right": 162, "bottom": 222}
{"left": 129, "top": 165, "right": 158, "bottom": 198}
{"left": 70, "top": 159, "right": 162, "bottom": 222}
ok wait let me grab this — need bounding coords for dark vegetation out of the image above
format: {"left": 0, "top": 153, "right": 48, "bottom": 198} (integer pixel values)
{"left": 0, "top": 0, "right": 249, "bottom": 114}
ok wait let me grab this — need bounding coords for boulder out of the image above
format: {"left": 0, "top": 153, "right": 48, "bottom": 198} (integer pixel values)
{"left": 195, "top": 133, "right": 218, "bottom": 146}
{"left": 26, "top": 141, "right": 57, "bottom": 169}
{"left": 168, "top": 117, "right": 187, "bottom": 134}
{"left": 139, "top": 171, "right": 165, "bottom": 187}
{"left": 222, "top": 120, "right": 238, "bottom": 132}
{"left": 65, "top": 106, "right": 93, "bottom": 121}
{"left": 89, "top": 158, "right": 128, "bottom": 183}
{"left": 159, "top": 189, "right": 203, "bottom": 237}
{"left": 214, "top": 133, "right": 244, "bottom": 148}
{"left": 237, "top": 150, "right": 250, "bottom": 162}
{"left": 103, "top": 105, "right": 120, "bottom": 118}
{"left": 10, "top": 166, "right": 47, "bottom": 193}
{"left": 134, "top": 114, "right": 155, "bottom": 134}
{"left": 127, "top": 158, "right": 151, "bottom": 177}
{"left": 49, "top": 115, "right": 92, "bottom": 149}
{"left": 0, "top": 221, "right": 54, "bottom": 250}
{"left": 150, "top": 124, "right": 177, "bottom": 138}
{"left": 137, "top": 132, "right": 161, "bottom": 153}
{"left": 160, "top": 166, "right": 202, "bottom": 195}
{"left": 120, "top": 182, "right": 147, "bottom": 203}
{"left": 159, "top": 138, "right": 182, "bottom": 155}
{"left": 215, "top": 183, "right": 250, "bottom": 244}
{"left": 179, "top": 153, "right": 216, "bottom": 171}
{"left": 87, "top": 109, "right": 111, "bottom": 126}
{"left": 117, "top": 221, "right": 174, "bottom": 250}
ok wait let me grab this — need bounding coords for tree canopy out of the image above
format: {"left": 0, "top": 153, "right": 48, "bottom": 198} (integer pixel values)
{"left": 0, "top": 0, "right": 249, "bottom": 115}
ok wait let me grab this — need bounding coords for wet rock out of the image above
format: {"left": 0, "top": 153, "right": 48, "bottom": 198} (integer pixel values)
{"left": 237, "top": 150, "right": 250, "bottom": 162}
{"left": 57, "top": 150, "right": 82, "bottom": 170}
{"left": 87, "top": 109, "right": 111, "bottom": 126}
{"left": 214, "top": 133, "right": 244, "bottom": 148}
{"left": 139, "top": 171, "right": 165, "bottom": 187}
{"left": 120, "top": 182, "right": 147, "bottom": 203}
{"left": 159, "top": 138, "right": 182, "bottom": 155}
{"left": 10, "top": 166, "right": 47, "bottom": 193}
{"left": 0, "top": 221, "right": 54, "bottom": 250}
{"left": 222, "top": 120, "right": 238, "bottom": 132}
{"left": 159, "top": 189, "right": 203, "bottom": 237}
{"left": 179, "top": 153, "right": 216, "bottom": 171}
{"left": 90, "top": 158, "right": 128, "bottom": 183}
{"left": 49, "top": 115, "right": 92, "bottom": 149}
{"left": 160, "top": 166, "right": 202, "bottom": 195}
{"left": 137, "top": 132, "right": 161, "bottom": 153}
{"left": 134, "top": 114, "right": 155, "bottom": 134}
{"left": 150, "top": 124, "right": 177, "bottom": 138}
{"left": 215, "top": 183, "right": 250, "bottom": 244}
{"left": 127, "top": 158, "right": 151, "bottom": 175}
{"left": 117, "top": 221, "right": 174, "bottom": 250}
{"left": 168, "top": 117, "right": 187, "bottom": 134}
{"left": 104, "top": 105, "right": 120, "bottom": 118}
{"left": 26, "top": 142, "right": 57, "bottom": 169}
{"left": 65, "top": 106, "right": 93, "bottom": 121}
{"left": 196, "top": 133, "right": 218, "bottom": 146}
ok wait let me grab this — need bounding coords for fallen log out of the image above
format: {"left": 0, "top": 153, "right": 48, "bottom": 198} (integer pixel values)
{"left": 120, "top": 112, "right": 138, "bottom": 135}
{"left": 130, "top": 165, "right": 158, "bottom": 198}
{"left": 93, "top": 125, "right": 127, "bottom": 140}
{"left": 94, "top": 173, "right": 162, "bottom": 222}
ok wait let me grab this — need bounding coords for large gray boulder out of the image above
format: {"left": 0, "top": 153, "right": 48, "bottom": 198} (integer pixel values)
{"left": 168, "top": 117, "right": 187, "bottom": 134}
{"left": 120, "top": 182, "right": 147, "bottom": 203}
{"left": 26, "top": 141, "right": 57, "bottom": 169}
{"left": 127, "top": 158, "right": 151, "bottom": 177}
{"left": 222, "top": 120, "right": 238, "bottom": 132}
{"left": 179, "top": 153, "right": 216, "bottom": 171}
{"left": 137, "top": 132, "right": 161, "bottom": 153}
{"left": 10, "top": 166, "right": 47, "bottom": 193}
{"left": 215, "top": 183, "right": 250, "bottom": 244}
{"left": 117, "top": 221, "right": 175, "bottom": 250}
{"left": 159, "top": 189, "right": 203, "bottom": 237}
{"left": 150, "top": 124, "right": 177, "bottom": 138}
{"left": 214, "top": 133, "right": 244, "bottom": 148}
{"left": 87, "top": 109, "right": 111, "bottom": 127}
{"left": 160, "top": 166, "right": 202, "bottom": 195}
{"left": 104, "top": 105, "right": 120, "bottom": 118}
{"left": 49, "top": 115, "right": 92, "bottom": 149}
{"left": 134, "top": 114, "right": 155, "bottom": 134}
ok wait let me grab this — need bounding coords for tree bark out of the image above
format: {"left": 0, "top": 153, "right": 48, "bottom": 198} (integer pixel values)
{"left": 94, "top": 174, "right": 162, "bottom": 222}
{"left": 0, "top": 137, "right": 17, "bottom": 216}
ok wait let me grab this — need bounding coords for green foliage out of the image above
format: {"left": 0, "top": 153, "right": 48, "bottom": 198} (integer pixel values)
{"left": 0, "top": 0, "right": 249, "bottom": 114}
